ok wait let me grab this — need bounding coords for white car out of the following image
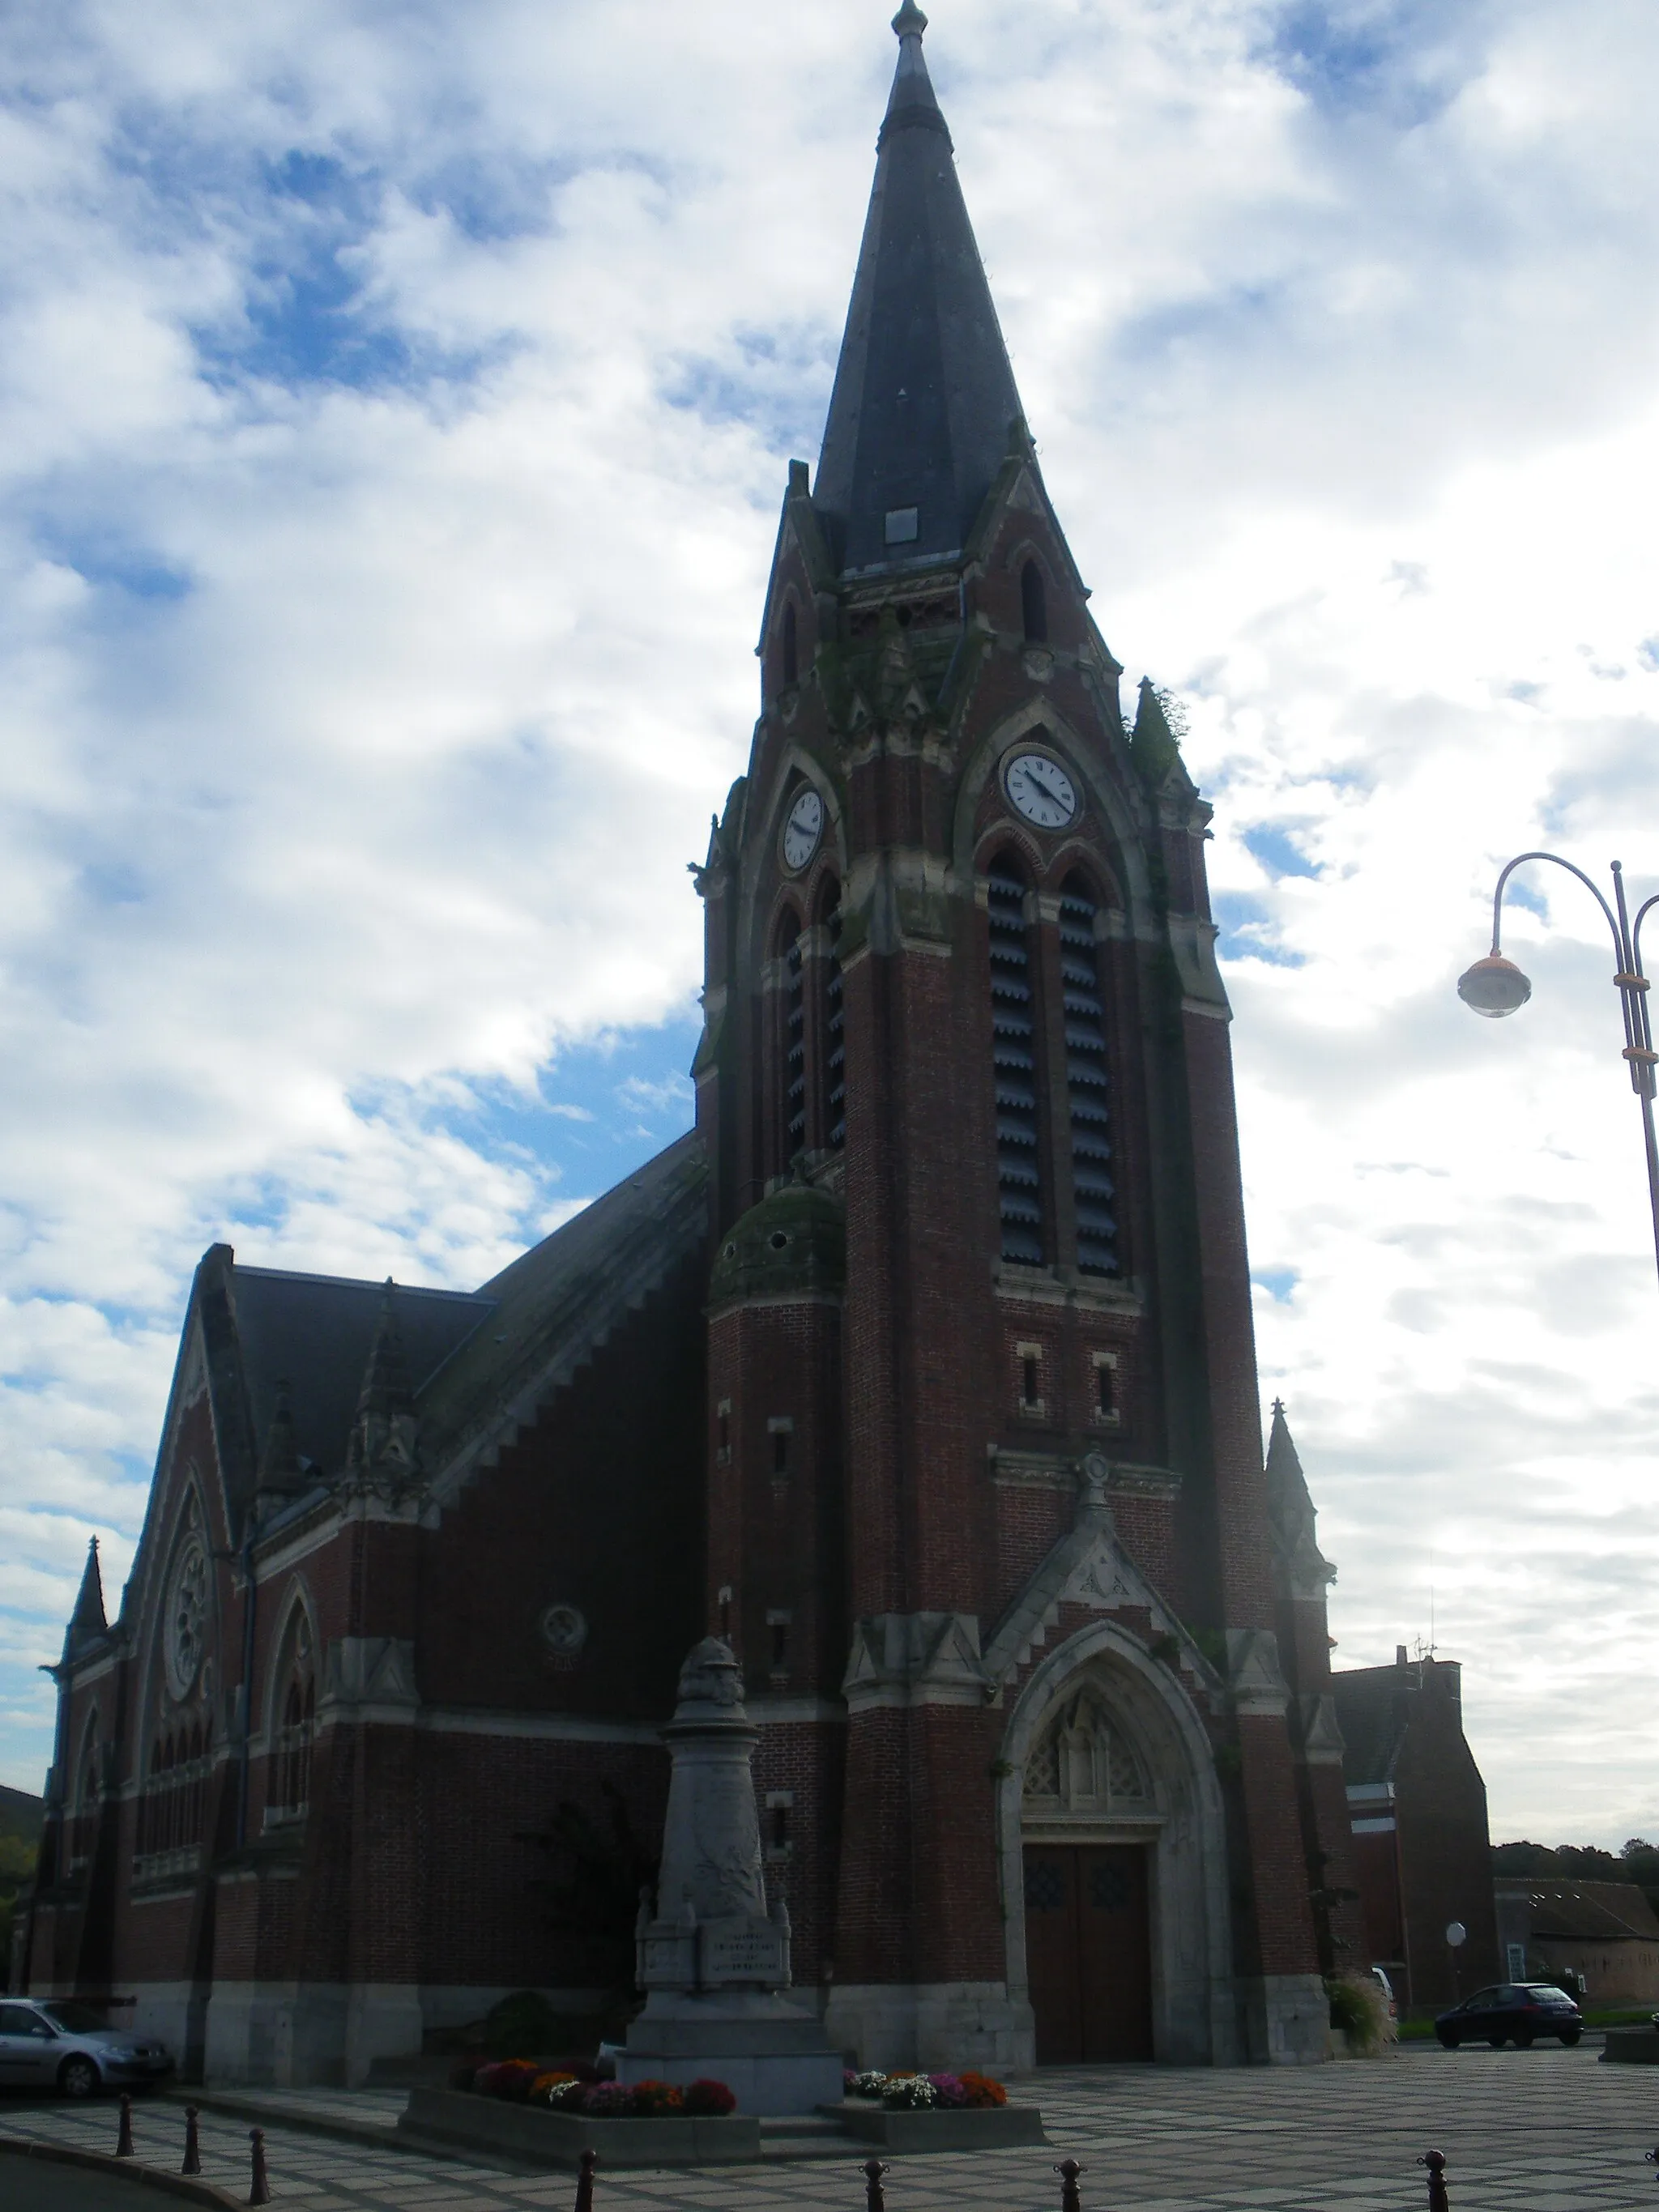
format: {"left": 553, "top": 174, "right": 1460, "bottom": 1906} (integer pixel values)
{"left": 0, "top": 1999, "right": 174, "bottom": 2097}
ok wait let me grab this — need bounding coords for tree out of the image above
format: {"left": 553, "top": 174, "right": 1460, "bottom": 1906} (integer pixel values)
{"left": 0, "top": 1833, "right": 38, "bottom": 1991}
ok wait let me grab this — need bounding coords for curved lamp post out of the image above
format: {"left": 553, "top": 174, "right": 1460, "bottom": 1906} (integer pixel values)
{"left": 1457, "top": 854, "right": 1659, "bottom": 1289}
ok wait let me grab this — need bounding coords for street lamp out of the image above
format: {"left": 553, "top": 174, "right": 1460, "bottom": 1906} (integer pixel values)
{"left": 1457, "top": 852, "right": 1659, "bottom": 1289}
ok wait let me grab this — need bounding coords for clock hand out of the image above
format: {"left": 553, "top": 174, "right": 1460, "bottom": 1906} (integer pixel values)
{"left": 1026, "top": 766, "right": 1067, "bottom": 808}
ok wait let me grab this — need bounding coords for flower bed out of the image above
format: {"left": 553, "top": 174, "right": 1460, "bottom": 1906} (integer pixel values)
{"left": 827, "top": 2068, "right": 1044, "bottom": 2152}
{"left": 452, "top": 2061, "right": 737, "bottom": 2117}
{"left": 842, "top": 2069, "right": 1010, "bottom": 2110}
{"left": 399, "top": 2085, "right": 759, "bottom": 2169}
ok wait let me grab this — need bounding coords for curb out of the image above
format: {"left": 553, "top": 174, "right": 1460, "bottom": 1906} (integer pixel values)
{"left": 158, "top": 2086, "right": 442, "bottom": 2158}
{"left": 0, "top": 2133, "right": 245, "bottom": 2210}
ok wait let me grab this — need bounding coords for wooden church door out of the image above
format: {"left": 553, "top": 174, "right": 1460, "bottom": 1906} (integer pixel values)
{"left": 1023, "top": 1843, "right": 1154, "bottom": 2064}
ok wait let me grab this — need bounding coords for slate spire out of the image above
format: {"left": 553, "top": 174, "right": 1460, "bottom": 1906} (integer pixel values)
{"left": 257, "top": 1379, "right": 305, "bottom": 1497}
{"left": 812, "top": 3, "right": 1026, "bottom": 576}
{"left": 347, "top": 1280, "right": 420, "bottom": 1480}
{"left": 65, "top": 1536, "right": 108, "bottom": 1657}
{"left": 1265, "top": 1400, "right": 1333, "bottom": 1599}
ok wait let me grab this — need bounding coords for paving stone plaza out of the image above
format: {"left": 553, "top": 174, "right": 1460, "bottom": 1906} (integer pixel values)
{"left": 4, "top": 2047, "right": 1659, "bottom": 2212}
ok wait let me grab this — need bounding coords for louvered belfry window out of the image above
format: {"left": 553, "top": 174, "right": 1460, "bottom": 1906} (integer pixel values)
{"left": 781, "top": 917, "right": 807, "bottom": 1160}
{"left": 1060, "top": 874, "right": 1118, "bottom": 1273}
{"left": 824, "top": 901, "right": 846, "bottom": 1150}
{"left": 987, "top": 857, "right": 1044, "bottom": 1263}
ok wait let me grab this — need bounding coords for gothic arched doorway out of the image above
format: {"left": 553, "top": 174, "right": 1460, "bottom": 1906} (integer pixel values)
{"left": 1021, "top": 1684, "right": 1155, "bottom": 2061}
{"left": 999, "top": 1623, "right": 1234, "bottom": 2067}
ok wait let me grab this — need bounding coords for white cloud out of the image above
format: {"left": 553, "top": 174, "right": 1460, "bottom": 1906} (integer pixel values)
{"left": 0, "top": 0, "right": 1655, "bottom": 1839}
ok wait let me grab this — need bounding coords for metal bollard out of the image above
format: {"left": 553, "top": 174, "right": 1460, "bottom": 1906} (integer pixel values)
{"left": 574, "top": 2146, "right": 598, "bottom": 2212}
{"left": 864, "top": 2156, "right": 890, "bottom": 2212}
{"left": 1055, "top": 2159, "right": 1085, "bottom": 2212}
{"left": 248, "top": 2125, "right": 271, "bottom": 2206}
{"left": 182, "top": 2105, "right": 202, "bottom": 2176}
{"left": 115, "top": 2094, "right": 134, "bottom": 2158}
{"left": 1418, "top": 2150, "right": 1449, "bottom": 2212}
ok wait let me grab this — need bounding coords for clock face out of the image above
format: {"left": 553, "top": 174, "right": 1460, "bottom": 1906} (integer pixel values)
{"left": 782, "top": 786, "right": 824, "bottom": 872}
{"left": 1005, "top": 751, "right": 1078, "bottom": 830}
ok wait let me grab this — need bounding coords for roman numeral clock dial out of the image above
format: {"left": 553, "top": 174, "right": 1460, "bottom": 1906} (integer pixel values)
{"left": 1005, "top": 752, "right": 1078, "bottom": 830}
{"left": 783, "top": 786, "right": 824, "bottom": 872}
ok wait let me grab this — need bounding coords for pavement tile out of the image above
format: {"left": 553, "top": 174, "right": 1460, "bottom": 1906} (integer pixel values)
{"left": 7, "top": 2044, "right": 1659, "bottom": 2211}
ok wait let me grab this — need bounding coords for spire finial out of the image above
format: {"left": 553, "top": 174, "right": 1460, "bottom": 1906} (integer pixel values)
{"left": 892, "top": 0, "right": 927, "bottom": 38}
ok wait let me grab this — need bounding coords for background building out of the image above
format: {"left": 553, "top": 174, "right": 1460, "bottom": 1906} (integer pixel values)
{"left": 1332, "top": 1650, "right": 1499, "bottom": 2012}
{"left": 1495, "top": 1879, "right": 1659, "bottom": 2008}
{"left": 24, "top": 10, "right": 1354, "bottom": 2084}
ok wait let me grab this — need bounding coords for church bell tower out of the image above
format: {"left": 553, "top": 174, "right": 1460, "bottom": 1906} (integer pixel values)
{"left": 693, "top": 3, "right": 1333, "bottom": 2070}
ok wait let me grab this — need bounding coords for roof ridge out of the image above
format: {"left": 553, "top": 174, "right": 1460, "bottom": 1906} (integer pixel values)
{"left": 232, "top": 1262, "right": 493, "bottom": 1302}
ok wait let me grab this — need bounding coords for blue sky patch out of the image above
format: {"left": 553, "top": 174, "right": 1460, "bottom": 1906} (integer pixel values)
{"left": 662, "top": 323, "right": 838, "bottom": 465}
{"left": 34, "top": 523, "right": 192, "bottom": 602}
{"left": 1264, "top": 0, "right": 1474, "bottom": 127}
{"left": 1213, "top": 891, "right": 1308, "bottom": 967}
{"left": 1243, "top": 822, "right": 1320, "bottom": 881}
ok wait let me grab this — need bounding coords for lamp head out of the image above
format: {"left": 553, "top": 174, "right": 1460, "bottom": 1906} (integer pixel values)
{"left": 1457, "top": 953, "right": 1532, "bottom": 1018}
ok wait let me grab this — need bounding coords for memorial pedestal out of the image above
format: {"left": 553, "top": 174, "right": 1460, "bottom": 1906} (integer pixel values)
{"left": 620, "top": 1639, "right": 844, "bottom": 2116}
{"left": 618, "top": 1992, "right": 843, "bottom": 2116}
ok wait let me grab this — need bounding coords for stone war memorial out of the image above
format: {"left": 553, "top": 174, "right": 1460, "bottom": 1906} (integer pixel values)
{"left": 619, "top": 1638, "right": 842, "bottom": 2114}
{"left": 22, "top": 4, "right": 1370, "bottom": 2088}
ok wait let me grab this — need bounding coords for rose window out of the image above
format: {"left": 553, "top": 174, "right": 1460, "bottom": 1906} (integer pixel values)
{"left": 165, "top": 1538, "right": 210, "bottom": 1697}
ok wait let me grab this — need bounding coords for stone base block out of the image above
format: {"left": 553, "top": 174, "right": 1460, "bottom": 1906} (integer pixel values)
{"left": 399, "top": 2088, "right": 761, "bottom": 2167}
{"left": 616, "top": 2047, "right": 843, "bottom": 2116}
{"left": 1238, "top": 1974, "right": 1328, "bottom": 2065}
{"left": 825, "top": 2101, "right": 1048, "bottom": 2151}
{"left": 823, "top": 1982, "right": 1034, "bottom": 2074}
{"left": 618, "top": 1990, "right": 843, "bottom": 2115}
{"left": 1601, "top": 2028, "right": 1659, "bottom": 2065}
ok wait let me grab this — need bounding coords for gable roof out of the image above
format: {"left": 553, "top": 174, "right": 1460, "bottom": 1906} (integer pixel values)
{"left": 1497, "top": 1878, "right": 1659, "bottom": 1944}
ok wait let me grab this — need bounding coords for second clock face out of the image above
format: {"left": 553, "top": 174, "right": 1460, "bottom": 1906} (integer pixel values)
{"left": 1005, "top": 751, "right": 1078, "bottom": 830}
{"left": 783, "top": 786, "right": 824, "bottom": 872}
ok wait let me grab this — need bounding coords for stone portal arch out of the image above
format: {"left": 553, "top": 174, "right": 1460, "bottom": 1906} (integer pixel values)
{"left": 997, "top": 1621, "right": 1236, "bottom": 2065}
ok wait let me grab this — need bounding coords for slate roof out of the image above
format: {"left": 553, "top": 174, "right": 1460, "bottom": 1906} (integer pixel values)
{"left": 1496, "top": 1879, "right": 1659, "bottom": 1944}
{"left": 229, "top": 1265, "right": 496, "bottom": 1481}
{"left": 222, "top": 1130, "right": 709, "bottom": 1494}
{"left": 418, "top": 1127, "right": 707, "bottom": 1481}
{"left": 1329, "top": 1668, "right": 1409, "bottom": 1789}
{"left": 812, "top": 4, "right": 1026, "bottom": 578}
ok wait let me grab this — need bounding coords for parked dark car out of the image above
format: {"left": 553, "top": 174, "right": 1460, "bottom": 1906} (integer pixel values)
{"left": 1435, "top": 1984, "right": 1582, "bottom": 2049}
{"left": 0, "top": 2000, "right": 174, "bottom": 2096}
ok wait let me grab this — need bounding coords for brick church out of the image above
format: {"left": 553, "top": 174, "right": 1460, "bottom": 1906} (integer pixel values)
{"left": 25, "top": 6, "right": 1366, "bottom": 2082}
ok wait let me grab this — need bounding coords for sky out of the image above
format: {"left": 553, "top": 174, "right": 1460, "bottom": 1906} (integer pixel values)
{"left": 1, "top": 0, "right": 1656, "bottom": 1844}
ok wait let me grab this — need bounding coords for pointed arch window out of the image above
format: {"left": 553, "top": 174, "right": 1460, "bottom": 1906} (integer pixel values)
{"left": 778, "top": 913, "right": 807, "bottom": 1164}
{"left": 69, "top": 1725, "right": 101, "bottom": 1870}
{"left": 1021, "top": 560, "right": 1047, "bottom": 644}
{"left": 783, "top": 600, "right": 799, "bottom": 688}
{"left": 987, "top": 856, "right": 1044, "bottom": 1264}
{"left": 822, "top": 897, "right": 846, "bottom": 1150}
{"left": 136, "top": 1717, "right": 211, "bottom": 1862}
{"left": 1059, "top": 874, "right": 1119, "bottom": 1275}
{"left": 271, "top": 1610, "right": 316, "bottom": 1822}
